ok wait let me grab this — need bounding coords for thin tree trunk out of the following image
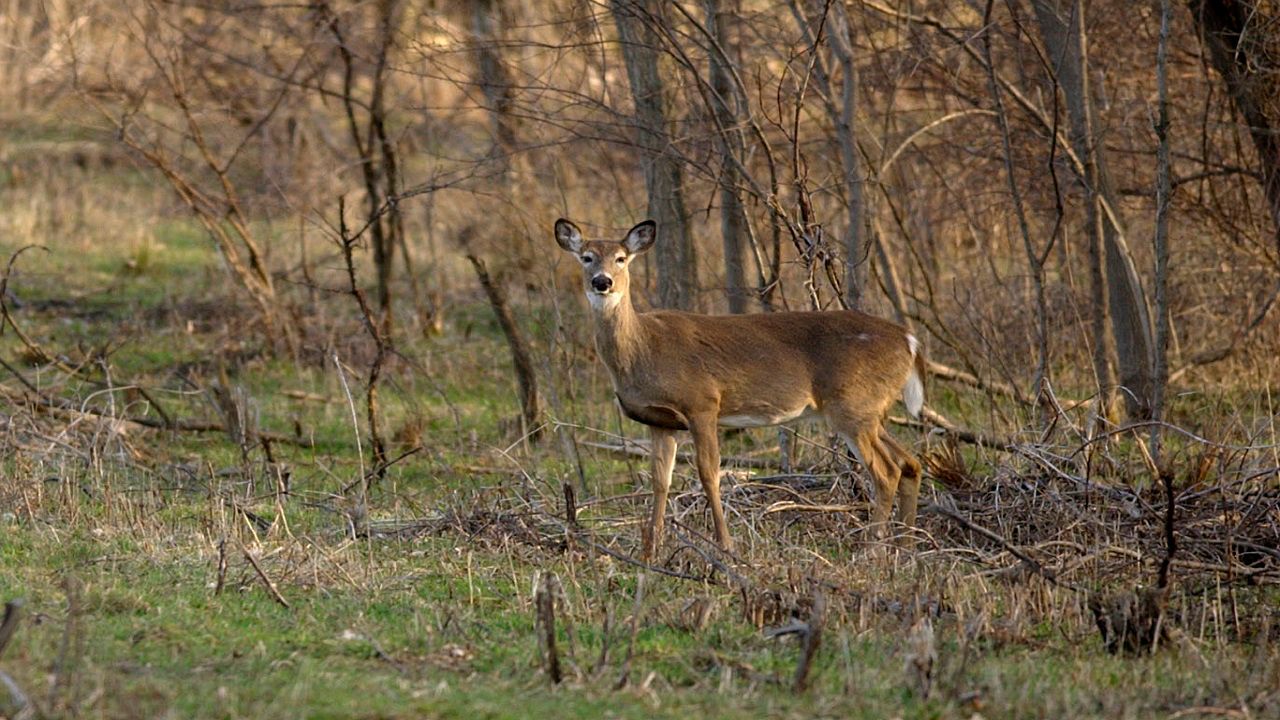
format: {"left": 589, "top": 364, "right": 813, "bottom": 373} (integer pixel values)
{"left": 473, "top": 0, "right": 518, "bottom": 175}
{"left": 1152, "top": 0, "right": 1174, "bottom": 459}
{"left": 1032, "top": 0, "right": 1155, "bottom": 419}
{"left": 466, "top": 252, "right": 545, "bottom": 443}
{"left": 826, "top": 2, "right": 867, "bottom": 310}
{"left": 706, "top": 0, "right": 750, "bottom": 313}
{"left": 982, "top": 0, "right": 1050, "bottom": 423}
{"left": 611, "top": 0, "right": 698, "bottom": 310}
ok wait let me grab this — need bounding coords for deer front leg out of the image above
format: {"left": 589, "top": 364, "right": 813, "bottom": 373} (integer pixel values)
{"left": 643, "top": 427, "right": 677, "bottom": 563}
{"left": 688, "top": 414, "right": 733, "bottom": 553}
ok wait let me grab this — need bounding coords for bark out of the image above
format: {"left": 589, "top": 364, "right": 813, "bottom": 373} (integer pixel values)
{"left": 1152, "top": 0, "right": 1174, "bottom": 458}
{"left": 706, "top": 0, "right": 750, "bottom": 313}
{"left": 826, "top": 2, "right": 867, "bottom": 310}
{"left": 1188, "top": 0, "right": 1280, "bottom": 254}
{"left": 611, "top": 0, "right": 698, "bottom": 310}
{"left": 473, "top": 0, "right": 518, "bottom": 173}
{"left": 1031, "top": 0, "right": 1156, "bottom": 419}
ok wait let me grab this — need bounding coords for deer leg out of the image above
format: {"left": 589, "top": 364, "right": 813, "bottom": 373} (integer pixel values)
{"left": 850, "top": 430, "right": 901, "bottom": 538}
{"left": 688, "top": 414, "right": 733, "bottom": 552}
{"left": 880, "top": 429, "right": 923, "bottom": 527}
{"left": 643, "top": 427, "right": 677, "bottom": 563}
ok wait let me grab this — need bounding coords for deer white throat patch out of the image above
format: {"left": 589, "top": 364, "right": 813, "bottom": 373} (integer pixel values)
{"left": 587, "top": 291, "right": 622, "bottom": 312}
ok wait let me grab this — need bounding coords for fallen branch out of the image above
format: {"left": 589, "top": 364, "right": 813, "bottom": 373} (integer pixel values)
{"left": 888, "top": 407, "right": 1017, "bottom": 452}
{"left": 925, "top": 359, "right": 1026, "bottom": 404}
{"left": 0, "top": 376, "right": 311, "bottom": 447}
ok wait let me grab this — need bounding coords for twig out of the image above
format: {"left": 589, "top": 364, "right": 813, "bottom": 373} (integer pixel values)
{"left": 0, "top": 670, "right": 33, "bottom": 720}
{"left": 0, "top": 375, "right": 310, "bottom": 446}
{"left": 239, "top": 542, "right": 290, "bottom": 609}
{"left": 339, "top": 447, "right": 422, "bottom": 496}
{"left": 214, "top": 539, "right": 228, "bottom": 596}
{"left": 337, "top": 197, "right": 390, "bottom": 486}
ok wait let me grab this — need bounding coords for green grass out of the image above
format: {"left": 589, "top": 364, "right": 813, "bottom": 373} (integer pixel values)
{"left": 3, "top": 509, "right": 1276, "bottom": 720}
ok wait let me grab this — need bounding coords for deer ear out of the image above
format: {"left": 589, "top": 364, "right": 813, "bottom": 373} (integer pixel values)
{"left": 554, "top": 219, "right": 583, "bottom": 253}
{"left": 623, "top": 220, "right": 656, "bottom": 255}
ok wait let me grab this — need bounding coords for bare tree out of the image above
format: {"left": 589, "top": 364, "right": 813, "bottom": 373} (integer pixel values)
{"left": 1152, "top": 0, "right": 1174, "bottom": 458}
{"left": 1188, "top": 0, "right": 1280, "bottom": 253}
{"left": 706, "top": 0, "right": 751, "bottom": 313}
{"left": 787, "top": 0, "right": 867, "bottom": 310}
{"left": 76, "top": 2, "right": 290, "bottom": 346}
{"left": 611, "top": 0, "right": 698, "bottom": 310}
{"left": 473, "top": 0, "right": 518, "bottom": 177}
{"left": 826, "top": 2, "right": 868, "bottom": 310}
{"left": 322, "top": 0, "right": 406, "bottom": 318}
{"left": 983, "top": 0, "right": 1053, "bottom": 421}
{"left": 1031, "top": 0, "right": 1156, "bottom": 419}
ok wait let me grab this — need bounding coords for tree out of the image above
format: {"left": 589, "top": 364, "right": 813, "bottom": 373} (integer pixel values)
{"left": 472, "top": 0, "right": 518, "bottom": 177}
{"left": 1188, "top": 0, "right": 1280, "bottom": 253}
{"left": 705, "top": 0, "right": 751, "bottom": 313}
{"left": 611, "top": 0, "right": 698, "bottom": 310}
{"left": 1031, "top": 0, "right": 1157, "bottom": 419}
{"left": 787, "top": 0, "right": 867, "bottom": 310}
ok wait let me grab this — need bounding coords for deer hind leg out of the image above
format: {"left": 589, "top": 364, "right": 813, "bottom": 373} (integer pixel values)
{"left": 688, "top": 413, "right": 733, "bottom": 553}
{"left": 643, "top": 427, "right": 678, "bottom": 563}
{"left": 840, "top": 425, "right": 902, "bottom": 538}
{"left": 880, "top": 428, "right": 923, "bottom": 527}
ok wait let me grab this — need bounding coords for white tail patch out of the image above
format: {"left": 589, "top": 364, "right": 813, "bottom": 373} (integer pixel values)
{"left": 903, "top": 333, "right": 924, "bottom": 418}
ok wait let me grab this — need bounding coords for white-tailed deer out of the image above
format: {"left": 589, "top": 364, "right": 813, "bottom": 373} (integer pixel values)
{"left": 556, "top": 218, "right": 925, "bottom": 560}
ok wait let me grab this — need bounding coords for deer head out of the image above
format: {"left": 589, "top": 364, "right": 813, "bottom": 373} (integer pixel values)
{"left": 554, "top": 218, "right": 655, "bottom": 312}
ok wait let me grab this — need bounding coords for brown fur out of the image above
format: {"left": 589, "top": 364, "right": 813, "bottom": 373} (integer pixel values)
{"left": 556, "top": 218, "right": 924, "bottom": 560}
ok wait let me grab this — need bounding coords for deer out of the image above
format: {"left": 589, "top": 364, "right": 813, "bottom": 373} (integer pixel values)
{"left": 555, "top": 218, "right": 925, "bottom": 561}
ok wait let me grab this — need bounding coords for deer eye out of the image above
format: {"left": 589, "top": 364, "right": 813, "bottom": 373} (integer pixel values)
{"left": 615, "top": 256, "right": 626, "bottom": 265}
{"left": 579, "top": 255, "right": 593, "bottom": 264}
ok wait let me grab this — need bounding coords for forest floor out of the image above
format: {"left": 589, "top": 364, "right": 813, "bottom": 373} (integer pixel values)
{"left": 0, "top": 127, "right": 1278, "bottom": 720}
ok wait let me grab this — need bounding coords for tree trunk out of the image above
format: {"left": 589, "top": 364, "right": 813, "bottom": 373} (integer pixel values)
{"left": 706, "top": 0, "right": 750, "bottom": 313}
{"left": 1152, "top": 0, "right": 1174, "bottom": 459}
{"left": 826, "top": 2, "right": 867, "bottom": 310}
{"left": 1031, "top": 0, "right": 1156, "bottom": 419}
{"left": 473, "top": 0, "right": 518, "bottom": 174}
{"left": 611, "top": 0, "right": 698, "bottom": 310}
{"left": 1188, "top": 0, "right": 1280, "bottom": 254}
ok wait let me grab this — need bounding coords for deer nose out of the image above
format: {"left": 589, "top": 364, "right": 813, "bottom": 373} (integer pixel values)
{"left": 591, "top": 275, "right": 613, "bottom": 292}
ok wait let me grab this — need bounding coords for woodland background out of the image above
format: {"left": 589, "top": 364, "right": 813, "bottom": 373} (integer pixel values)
{"left": 0, "top": 1, "right": 1277, "bottom": 718}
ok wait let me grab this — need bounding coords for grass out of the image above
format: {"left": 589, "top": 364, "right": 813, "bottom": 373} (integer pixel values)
{"left": 0, "top": 154, "right": 1277, "bottom": 720}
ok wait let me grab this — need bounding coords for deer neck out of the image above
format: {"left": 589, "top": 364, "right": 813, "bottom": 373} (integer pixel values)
{"left": 592, "top": 291, "right": 646, "bottom": 375}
